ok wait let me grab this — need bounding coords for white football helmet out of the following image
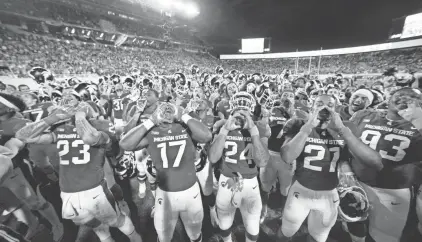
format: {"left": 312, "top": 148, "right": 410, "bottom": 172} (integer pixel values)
{"left": 229, "top": 91, "right": 256, "bottom": 114}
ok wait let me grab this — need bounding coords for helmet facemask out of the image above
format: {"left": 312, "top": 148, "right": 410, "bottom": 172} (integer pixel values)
{"left": 229, "top": 92, "right": 256, "bottom": 115}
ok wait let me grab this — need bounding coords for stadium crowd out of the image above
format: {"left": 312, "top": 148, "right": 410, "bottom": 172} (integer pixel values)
{"left": 1, "top": 1, "right": 422, "bottom": 242}
{"left": 0, "top": 0, "right": 204, "bottom": 46}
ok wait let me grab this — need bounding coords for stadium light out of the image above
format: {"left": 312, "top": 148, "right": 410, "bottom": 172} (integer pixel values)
{"left": 158, "top": 0, "right": 171, "bottom": 9}
{"left": 184, "top": 2, "right": 199, "bottom": 18}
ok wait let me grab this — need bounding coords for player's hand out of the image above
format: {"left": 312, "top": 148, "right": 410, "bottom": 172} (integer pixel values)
{"left": 137, "top": 99, "right": 147, "bottom": 113}
{"left": 238, "top": 110, "right": 256, "bottom": 130}
{"left": 76, "top": 102, "right": 96, "bottom": 118}
{"left": 174, "top": 105, "right": 184, "bottom": 122}
{"left": 256, "top": 119, "right": 271, "bottom": 138}
{"left": 185, "top": 100, "right": 200, "bottom": 114}
{"left": 398, "top": 100, "right": 422, "bottom": 122}
{"left": 149, "top": 110, "right": 161, "bottom": 126}
{"left": 213, "top": 119, "right": 226, "bottom": 133}
{"left": 224, "top": 115, "right": 242, "bottom": 131}
{"left": 75, "top": 111, "right": 87, "bottom": 120}
{"left": 306, "top": 106, "right": 325, "bottom": 128}
{"left": 327, "top": 106, "right": 345, "bottom": 130}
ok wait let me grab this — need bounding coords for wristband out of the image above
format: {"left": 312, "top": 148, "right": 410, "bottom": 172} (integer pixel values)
{"left": 220, "top": 127, "right": 229, "bottom": 136}
{"left": 181, "top": 114, "right": 193, "bottom": 124}
{"left": 142, "top": 119, "right": 155, "bottom": 131}
{"left": 249, "top": 126, "right": 259, "bottom": 137}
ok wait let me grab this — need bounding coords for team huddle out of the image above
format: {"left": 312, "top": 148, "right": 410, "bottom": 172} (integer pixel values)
{"left": 0, "top": 65, "right": 422, "bottom": 242}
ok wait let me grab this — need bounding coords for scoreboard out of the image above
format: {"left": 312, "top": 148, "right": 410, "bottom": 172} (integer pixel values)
{"left": 389, "top": 12, "right": 422, "bottom": 40}
{"left": 240, "top": 38, "right": 271, "bottom": 53}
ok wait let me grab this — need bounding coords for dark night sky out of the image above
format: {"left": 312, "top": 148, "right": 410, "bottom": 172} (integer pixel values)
{"left": 191, "top": 0, "right": 422, "bottom": 53}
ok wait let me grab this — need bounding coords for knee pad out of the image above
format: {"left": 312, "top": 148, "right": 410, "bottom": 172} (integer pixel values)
{"left": 109, "top": 184, "right": 124, "bottom": 201}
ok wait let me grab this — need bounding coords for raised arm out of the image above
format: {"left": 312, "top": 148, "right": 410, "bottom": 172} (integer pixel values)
{"left": 119, "top": 119, "right": 152, "bottom": 151}
{"left": 180, "top": 113, "right": 212, "bottom": 144}
{"left": 339, "top": 122, "right": 383, "bottom": 170}
{"left": 242, "top": 111, "right": 270, "bottom": 167}
{"left": 208, "top": 116, "right": 236, "bottom": 164}
{"left": 123, "top": 111, "right": 141, "bottom": 134}
{"left": 330, "top": 108, "right": 383, "bottom": 170}
{"left": 0, "top": 153, "right": 13, "bottom": 185}
{"left": 16, "top": 110, "right": 67, "bottom": 143}
{"left": 280, "top": 120, "right": 313, "bottom": 164}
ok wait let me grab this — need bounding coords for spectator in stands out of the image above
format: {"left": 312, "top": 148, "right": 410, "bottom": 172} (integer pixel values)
{"left": 18, "top": 84, "right": 30, "bottom": 92}
{"left": 5, "top": 85, "right": 17, "bottom": 94}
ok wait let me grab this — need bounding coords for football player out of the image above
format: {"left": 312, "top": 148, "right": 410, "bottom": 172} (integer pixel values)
{"left": 278, "top": 94, "right": 381, "bottom": 242}
{"left": 122, "top": 88, "right": 160, "bottom": 198}
{"left": 112, "top": 83, "right": 130, "bottom": 137}
{"left": 120, "top": 102, "right": 212, "bottom": 242}
{"left": 21, "top": 92, "right": 60, "bottom": 181}
{"left": 337, "top": 89, "right": 374, "bottom": 121}
{"left": 208, "top": 92, "right": 270, "bottom": 242}
{"left": 347, "top": 87, "right": 422, "bottom": 242}
{"left": 0, "top": 146, "right": 43, "bottom": 241}
{"left": 16, "top": 101, "right": 142, "bottom": 242}
{"left": 259, "top": 105, "right": 292, "bottom": 223}
{"left": 0, "top": 93, "right": 64, "bottom": 241}
{"left": 188, "top": 98, "right": 219, "bottom": 226}
{"left": 216, "top": 82, "right": 238, "bottom": 120}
